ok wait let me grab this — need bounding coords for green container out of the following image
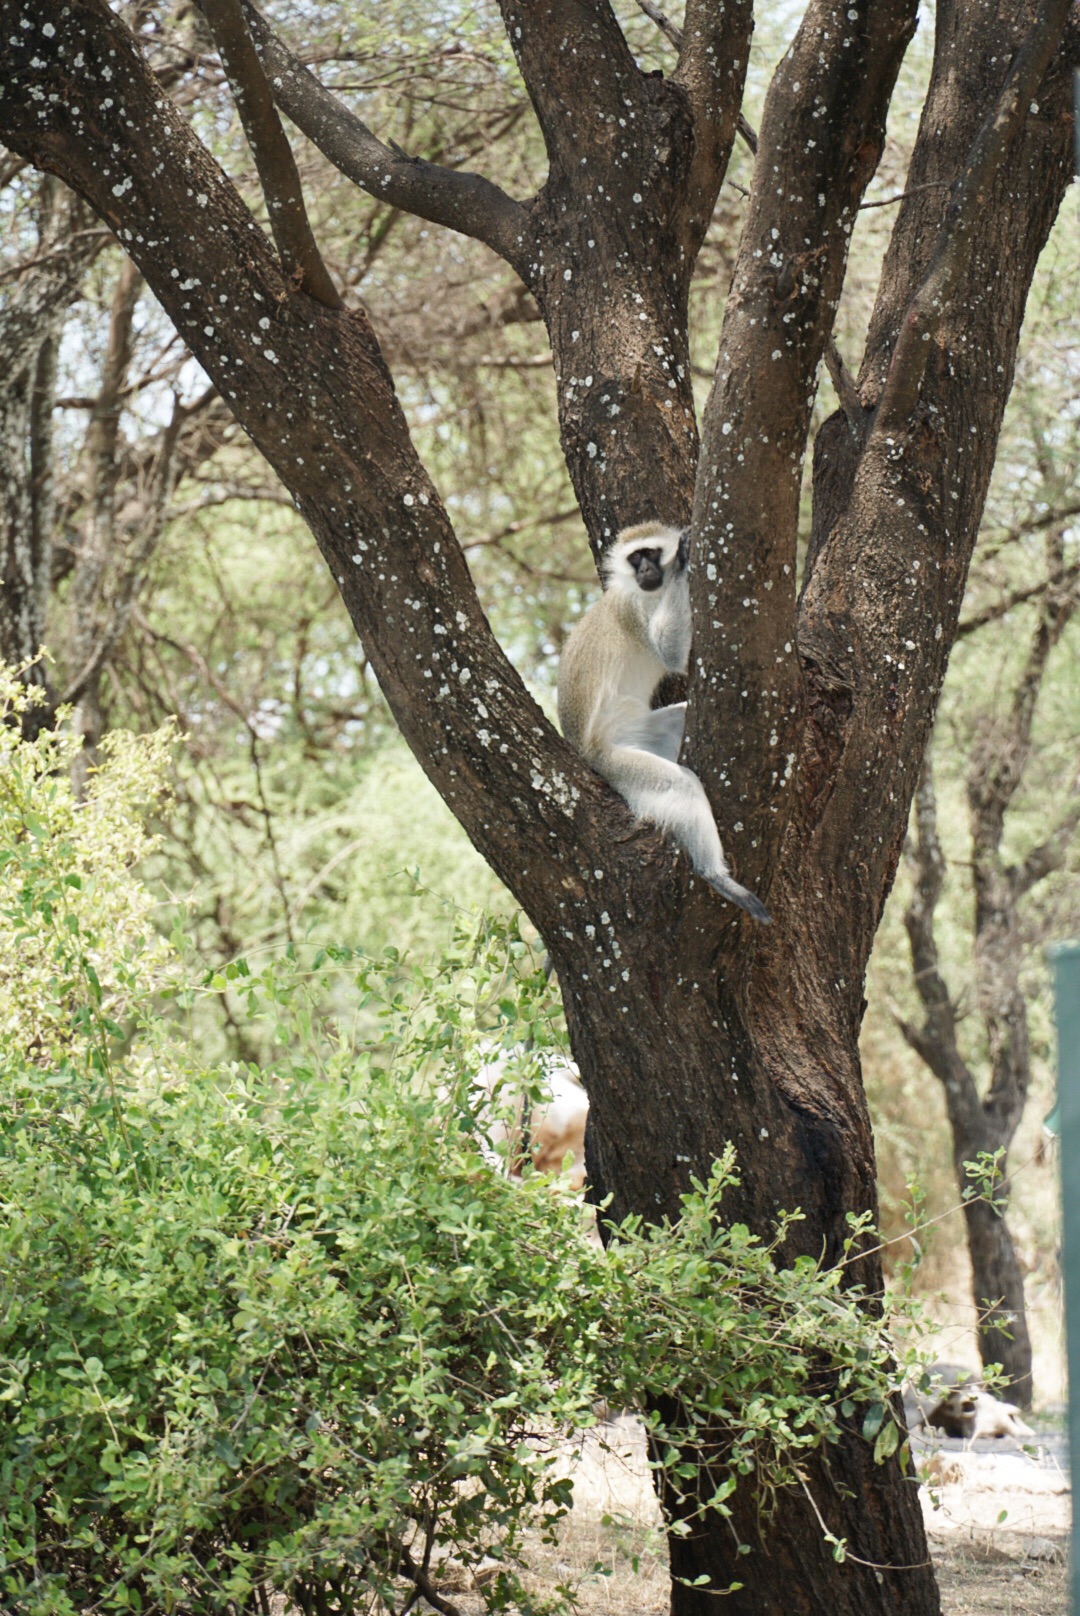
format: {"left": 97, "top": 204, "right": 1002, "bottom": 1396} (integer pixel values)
{"left": 1050, "top": 939, "right": 1080, "bottom": 1616}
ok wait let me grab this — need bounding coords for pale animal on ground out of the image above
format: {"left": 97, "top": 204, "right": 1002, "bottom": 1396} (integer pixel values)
{"left": 468, "top": 1049, "right": 588, "bottom": 1189}
{"left": 922, "top": 1383, "right": 1034, "bottom": 1441}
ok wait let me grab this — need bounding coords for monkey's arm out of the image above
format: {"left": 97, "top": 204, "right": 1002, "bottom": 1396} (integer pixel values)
{"left": 646, "top": 579, "right": 692, "bottom": 674}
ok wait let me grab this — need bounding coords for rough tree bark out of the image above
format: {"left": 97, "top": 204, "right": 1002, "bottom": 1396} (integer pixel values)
{"left": 901, "top": 533, "right": 1080, "bottom": 1407}
{"left": 1, "top": 1, "right": 1076, "bottom": 1613}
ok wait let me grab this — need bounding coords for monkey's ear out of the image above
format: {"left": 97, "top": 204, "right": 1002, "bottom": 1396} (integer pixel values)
{"left": 677, "top": 531, "right": 690, "bottom": 568}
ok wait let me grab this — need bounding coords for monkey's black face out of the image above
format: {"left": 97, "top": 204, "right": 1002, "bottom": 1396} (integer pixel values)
{"left": 628, "top": 546, "right": 665, "bottom": 591}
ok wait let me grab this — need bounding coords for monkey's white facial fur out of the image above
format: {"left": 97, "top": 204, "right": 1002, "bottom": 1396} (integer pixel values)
{"left": 602, "top": 522, "right": 687, "bottom": 596}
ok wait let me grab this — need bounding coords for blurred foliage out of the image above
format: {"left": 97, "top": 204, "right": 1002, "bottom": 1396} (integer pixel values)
{"left": 0, "top": 667, "right": 174, "bottom": 1074}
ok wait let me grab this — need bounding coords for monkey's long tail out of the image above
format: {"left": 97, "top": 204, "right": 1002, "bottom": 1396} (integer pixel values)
{"left": 705, "top": 874, "right": 772, "bottom": 925}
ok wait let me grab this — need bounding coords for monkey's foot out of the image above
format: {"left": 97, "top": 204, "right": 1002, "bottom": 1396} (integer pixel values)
{"left": 704, "top": 874, "right": 772, "bottom": 925}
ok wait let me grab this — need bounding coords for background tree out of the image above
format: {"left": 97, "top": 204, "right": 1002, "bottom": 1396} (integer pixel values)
{"left": 897, "top": 418, "right": 1080, "bottom": 1407}
{"left": 1, "top": 4, "right": 1078, "bottom": 1616}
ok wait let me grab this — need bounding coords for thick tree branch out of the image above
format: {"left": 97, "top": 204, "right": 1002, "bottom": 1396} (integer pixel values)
{"left": 672, "top": 0, "right": 754, "bottom": 256}
{"left": 194, "top": 0, "right": 341, "bottom": 309}
{"left": 240, "top": 2, "right": 530, "bottom": 274}
{"left": 735, "top": 112, "right": 868, "bottom": 444}
{"left": 688, "top": 0, "right": 917, "bottom": 890}
{"left": 495, "top": 0, "right": 643, "bottom": 179}
{"left": 792, "top": 6, "right": 1077, "bottom": 994}
{"left": 875, "top": 0, "right": 1072, "bottom": 433}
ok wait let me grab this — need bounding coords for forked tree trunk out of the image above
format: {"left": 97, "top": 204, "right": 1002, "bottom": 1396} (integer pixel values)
{"left": 1, "top": 2, "right": 1076, "bottom": 1613}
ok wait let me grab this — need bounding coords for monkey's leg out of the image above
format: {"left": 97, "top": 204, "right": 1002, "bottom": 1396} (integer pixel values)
{"left": 627, "top": 702, "right": 686, "bottom": 763}
{"left": 608, "top": 747, "right": 771, "bottom": 923}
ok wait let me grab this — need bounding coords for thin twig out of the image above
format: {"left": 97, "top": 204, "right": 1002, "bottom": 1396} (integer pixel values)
{"left": 958, "top": 559, "right": 1080, "bottom": 638}
{"left": 633, "top": 0, "right": 682, "bottom": 49}
{"left": 858, "top": 181, "right": 949, "bottom": 211}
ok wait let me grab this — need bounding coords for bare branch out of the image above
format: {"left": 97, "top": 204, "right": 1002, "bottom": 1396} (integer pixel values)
{"left": 857, "top": 181, "right": 949, "bottom": 211}
{"left": 194, "top": 0, "right": 341, "bottom": 309}
{"left": 958, "top": 558, "right": 1080, "bottom": 637}
{"left": 876, "top": 0, "right": 1072, "bottom": 432}
{"left": 735, "top": 112, "right": 756, "bottom": 156}
{"left": 980, "top": 500, "right": 1080, "bottom": 566}
{"left": 901, "top": 757, "right": 982, "bottom": 1115}
{"left": 634, "top": 0, "right": 681, "bottom": 50}
{"left": 399, "top": 1547, "right": 463, "bottom": 1616}
{"left": 240, "top": 1, "right": 529, "bottom": 273}
{"left": 60, "top": 396, "right": 184, "bottom": 706}
{"left": 823, "top": 340, "right": 869, "bottom": 445}
{"left": 0, "top": 226, "right": 114, "bottom": 285}
{"left": 968, "top": 532, "right": 1080, "bottom": 838}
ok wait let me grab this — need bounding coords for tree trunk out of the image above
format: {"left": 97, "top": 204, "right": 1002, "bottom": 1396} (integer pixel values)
{"left": 2, "top": 2, "right": 1076, "bottom": 1611}
{"left": 904, "top": 525, "right": 1080, "bottom": 1406}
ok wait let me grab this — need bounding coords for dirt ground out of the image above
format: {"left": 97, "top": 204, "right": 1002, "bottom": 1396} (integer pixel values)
{"left": 472, "top": 1417, "right": 1071, "bottom": 1616}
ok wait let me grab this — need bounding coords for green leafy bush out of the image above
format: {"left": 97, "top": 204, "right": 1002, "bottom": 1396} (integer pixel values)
{"left": 0, "top": 677, "right": 917, "bottom": 1614}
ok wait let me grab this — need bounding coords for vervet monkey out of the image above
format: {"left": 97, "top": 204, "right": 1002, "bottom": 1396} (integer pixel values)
{"left": 557, "top": 522, "right": 771, "bottom": 924}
